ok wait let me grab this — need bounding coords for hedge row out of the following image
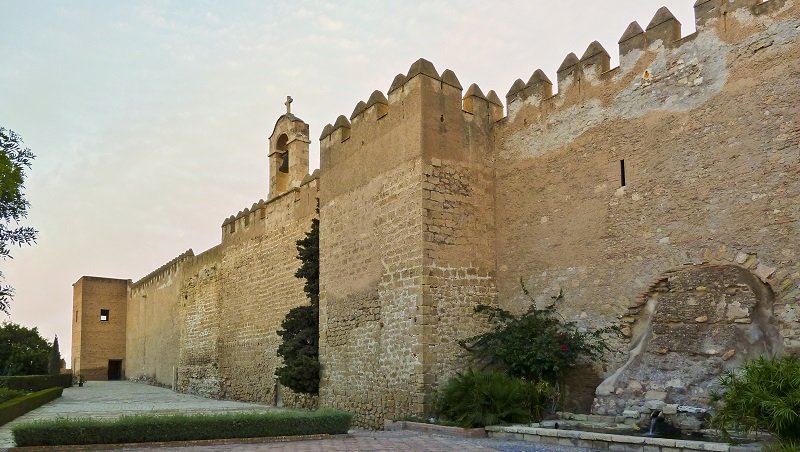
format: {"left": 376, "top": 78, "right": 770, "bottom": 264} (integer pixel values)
{"left": 0, "top": 388, "right": 26, "bottom": 404}
{"left": 13, "top": 409, "right": 352, "bottom": 446}
{"left": 0, "top": 387, "right": 63, "bottom": 427}
{"left": 0, "top": 374, "right": 73, "bottom": 391}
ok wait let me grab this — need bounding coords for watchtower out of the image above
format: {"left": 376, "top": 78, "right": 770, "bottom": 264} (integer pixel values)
{"left": 71, "top": 276, "right": 129, "bottom": 380}
{"left": 268, "top": 96, "right": 310, "bottom": 199}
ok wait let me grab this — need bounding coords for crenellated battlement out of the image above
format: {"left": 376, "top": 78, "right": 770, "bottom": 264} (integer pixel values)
{"left": 319, "top": 58, "right": 504, "bottom": 175}
{"left": 502, "top": 0, "right": 792, "bottom": 124}
{"left": 131, "top": 249, "right": 195, "bottom": 292}
{"left": 220, "top": 169, "right": 319, "bottom": 242}
{"left": 318, "top": 0, "right": 792, "bottom": 176}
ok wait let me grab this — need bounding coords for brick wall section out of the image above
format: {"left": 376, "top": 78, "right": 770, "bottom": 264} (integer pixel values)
{"left": 71, "top": 277, "right": 129, "bottom": 380}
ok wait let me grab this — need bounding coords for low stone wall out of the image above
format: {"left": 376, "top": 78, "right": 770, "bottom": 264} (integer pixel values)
{"left": 486, "top": 426, "right": 762, "bottom": 452}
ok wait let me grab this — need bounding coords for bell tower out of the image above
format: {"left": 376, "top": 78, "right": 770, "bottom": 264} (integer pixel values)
{"left": 268, "top": 96, "right": 310, "bottom": 199}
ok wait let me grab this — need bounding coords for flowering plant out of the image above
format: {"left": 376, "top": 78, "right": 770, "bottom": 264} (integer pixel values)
{"left": 460, "top": 280, "right": 618, "bottom": 383}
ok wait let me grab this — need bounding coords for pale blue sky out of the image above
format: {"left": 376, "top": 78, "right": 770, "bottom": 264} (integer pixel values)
{"left": 0, "top": 0, "right": 694, "bottom": 362}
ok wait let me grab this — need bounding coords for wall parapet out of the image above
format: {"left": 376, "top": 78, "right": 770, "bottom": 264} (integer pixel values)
{"left": 131, "top": 249, "right": 194, "bottom": 292}
{"left": 221, "top": 169, "right": 319, "bottom": 241}
{"left": 504, "top": 1, "right": 790, "bottom": 120}
{"left": 320, "top": 57, "right": 504, "bottom": 174}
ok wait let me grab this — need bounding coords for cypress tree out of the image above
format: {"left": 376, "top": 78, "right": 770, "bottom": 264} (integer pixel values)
{"left": 276, "top": 215, "right": 319, "bottom": 395}
{"left": 48, "top": 335, "right": 61, "bottom": 375}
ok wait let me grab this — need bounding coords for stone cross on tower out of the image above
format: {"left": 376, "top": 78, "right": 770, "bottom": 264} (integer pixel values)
{"left": 285, "top": 96, "right": 293, "bottom": 114}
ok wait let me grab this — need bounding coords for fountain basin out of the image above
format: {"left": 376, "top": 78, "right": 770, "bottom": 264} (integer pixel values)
{"left": 485, "top": 425, "right": 762, "bottom": 451}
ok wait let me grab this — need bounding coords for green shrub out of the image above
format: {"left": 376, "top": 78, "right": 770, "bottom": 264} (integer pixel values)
{"left": 461, "top": 282, "right": 617, "bottom": 383}
{"left": 711, "top": 356, "right": 800, "bottom": 444}
{"left": 0, "top": 373, "right": 72, "bottom": 391}
{"left": 0, "top": 387, "right": 62, "bottom": 426}
{"left": 437, "top": 369, "right": 554, "bottom": 428}
{"left": 0, "top": 388, "right": 25, "bottom": 403}
{"left": 12, "top": 408, "right": 352, "bottom": 446}
{"left": 764, "top": 441, "right": 800, "bottom": 452}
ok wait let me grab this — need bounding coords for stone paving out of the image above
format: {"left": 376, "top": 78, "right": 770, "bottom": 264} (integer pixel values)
{"left": 0, "top": 382, "right": 596, "bottom": 451}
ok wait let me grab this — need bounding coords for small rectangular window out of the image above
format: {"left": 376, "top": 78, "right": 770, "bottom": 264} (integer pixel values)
{"left": 620, "top": 159, "right": 627, "bottom": 187}
{"left": 100, "top": 309, "right": 109, "bottom": 321}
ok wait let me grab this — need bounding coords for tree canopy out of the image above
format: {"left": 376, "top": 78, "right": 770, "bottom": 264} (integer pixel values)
{"left": 0, "top": 321, "right": 50, "bottom": 376}
{"left": 0, "top": 127, "right": 37, "bottom": 314}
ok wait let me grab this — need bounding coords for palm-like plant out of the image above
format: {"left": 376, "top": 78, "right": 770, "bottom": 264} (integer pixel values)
{"left": 711, "top": 356, "right": 800, "bottom": 443}
{"left": 437, "top": 369, "right": 554, "bottom": 427}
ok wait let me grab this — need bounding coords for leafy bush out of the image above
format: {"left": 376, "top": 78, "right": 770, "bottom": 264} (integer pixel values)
{"left": 0, "top": 388, "right": 24, "bottom": 403}
{"left": 461, "top": 282, "right": 617, "bottom": 383}
{"left": 0, "top": 387, "right": 62, "bottom": 426}
{"left": 0, "top": 322, "right": 50, "bottom": 375}
{"left": 0, "top": 373, "right": 72, "bottom": 391}
{"left": 12, "top": 408, "right": 352, "bottom": 446}
{"left": 711, "top": 356, "right": 800, "bottom": 443}
{"left": 437, "top": 369, "right": 554, "bottom": 428}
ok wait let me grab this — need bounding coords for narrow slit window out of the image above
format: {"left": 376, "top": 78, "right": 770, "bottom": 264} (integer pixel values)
{"left": 100, "top": 309, "right": 109, "bottom": 321}
{"left": 620, "top": 159, "right": 627, "bottom": 187}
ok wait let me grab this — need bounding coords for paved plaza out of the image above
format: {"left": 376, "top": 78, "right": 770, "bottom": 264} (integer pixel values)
{"left": 0, "top": 382, "right": 592, "bottom": 451}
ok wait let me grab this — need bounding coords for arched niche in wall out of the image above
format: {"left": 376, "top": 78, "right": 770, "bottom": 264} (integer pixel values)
{"left": 273, "top": 133, "right": 290, "bottom": 194}
{"left": 594, "top": 263, "right": 782, "bottom": 416}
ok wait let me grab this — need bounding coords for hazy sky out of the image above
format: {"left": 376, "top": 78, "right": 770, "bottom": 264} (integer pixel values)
{"left": 0, "top": 0, "right": 694, "bottom": 364}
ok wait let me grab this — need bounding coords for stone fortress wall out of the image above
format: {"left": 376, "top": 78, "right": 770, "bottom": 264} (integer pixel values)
{"left": 75, "top": 0, "right": 799, "bottom": 429}
{"left": 494, "top": 0, "right": 800, "bottom": 418}
{"left": 123, "top": 115, "right": 320, "bottom": 407}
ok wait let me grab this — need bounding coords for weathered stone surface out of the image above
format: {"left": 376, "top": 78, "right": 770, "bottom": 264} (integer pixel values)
{"left": 662, "top": 404, "right": 678, "bottom": 415}
{"left": 644, "top": 400, "right": 666, "bottom": 411}
{"left": 644, "top": 391, "right": 667, "bottom": 401}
